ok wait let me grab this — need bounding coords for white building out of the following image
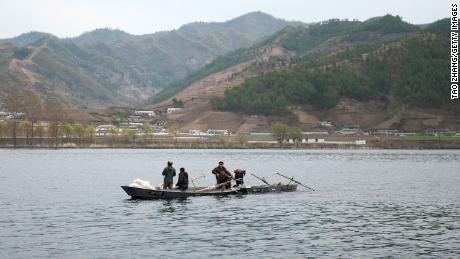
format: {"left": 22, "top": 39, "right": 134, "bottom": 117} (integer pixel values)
{"left": 96, "top": 125, "right": 115, "bottom": 136}
{"left": 336, "top": 125, "right": 362, "bottom": 135}
{"left": 0, "top": 111, "right": 10, "bottom": 120}
{"left": 207, "top": 129, "right": 229, "bottom": 136}
{"left": 119, "top": 122, "right": 144, "bottom": 134}
{"left": 303, "top": 138, "right": 325, "bottom": 143}
{"left": 302, "top": 131, "right": 329, "bottom": 135}
{"left": 167, "top": 108, "right": 183, "bottom": 114}
{"left": 320, "top": 121, "right": 334, "bottom": 127}
{"left": 188, "top": 129, "right": 204, "bottom": 136}
{"left": 128, "top": 115, "right": 144, "bottom": 122}
{"left": 0, "top": 111, "right": 24, "bottom": 120}
{"left": 134, "top": 110, "right": 156, "bottom": 117}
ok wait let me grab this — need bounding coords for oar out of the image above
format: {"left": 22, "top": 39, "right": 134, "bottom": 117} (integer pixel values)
{"left": 251, "top": 173, "right": 270, "bottom": 185}
{"left": 195, "top": 178, "right": 236, "bottom": 193}
{"left": 276, "top": 172, "right": 315, "bottom": 191}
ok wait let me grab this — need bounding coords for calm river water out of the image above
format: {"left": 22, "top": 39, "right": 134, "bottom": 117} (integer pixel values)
{"left": 1, "top": 149, "right": 459, "bottom": 258}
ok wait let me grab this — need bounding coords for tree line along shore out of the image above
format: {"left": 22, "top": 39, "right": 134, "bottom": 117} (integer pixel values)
{"left": 1, "top": 90, "right": 460, "bottom": 149}
{"left": 1, "top": 135, "right": 460, "bottom": 149}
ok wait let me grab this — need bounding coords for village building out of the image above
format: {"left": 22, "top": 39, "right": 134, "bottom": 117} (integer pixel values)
{"left": 167, "top": 108, "right": 183, "bottom": 114}
{"left": 206, "top": 129, "right": 230, "bottom": 136}
{"left": 134, "top": 110, "right": 156, "bottom": 117}
{"left": 95, "top": 125, "right": 114, "bottom": 136}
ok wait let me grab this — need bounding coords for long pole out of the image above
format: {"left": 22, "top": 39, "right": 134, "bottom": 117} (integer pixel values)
{"left": 251, "top": 173, "right": 270, "bottom": 185}
{"left": 195, "top": 178, "right": 235, "bottom": 192}
{"left": 276, "top": 172, "right": 315, "bottom": 191}
{"left": 196, "top": 170, "right": 247, "bottom": 192}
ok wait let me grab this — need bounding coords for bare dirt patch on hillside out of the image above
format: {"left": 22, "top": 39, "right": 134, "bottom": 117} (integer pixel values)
{"left": 321, "top": 98, "right": 388, "bottom": 128}
{"left": 291, "top": 108, "right": 321, "bottom": 128}
{"left": 65, "top": 108, "right": 111, "bottom": 124}
{"left": 7, "top": 38, "right": 50, "bottom": 87}
{"left": 165, "top": 100, "right": 241, "bottom": 131}
{"left": 176, "top": 62, "right": 251, "bottom": 103}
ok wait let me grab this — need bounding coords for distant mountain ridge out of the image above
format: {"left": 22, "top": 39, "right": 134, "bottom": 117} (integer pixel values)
{"left": 0, "top": 12, "right": 299, "bottom": 107}
{"left": 0, "top": 31, "right": 54, "bottom": 47}
{"left": 69, "top": 28, "right": 136, "bottom": 45}
{"left": 148, "top": 14, "right": 422, "bottom": 104}
{"left": 146, "top": 15, "right": 455, "bottom": 132}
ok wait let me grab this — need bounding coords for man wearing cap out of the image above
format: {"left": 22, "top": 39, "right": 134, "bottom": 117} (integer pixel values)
{"left": 162, "top": 161, "right": 176, "bottom": 189}
{"left": 211, "top": 161, "right": 232, "bottom": 188}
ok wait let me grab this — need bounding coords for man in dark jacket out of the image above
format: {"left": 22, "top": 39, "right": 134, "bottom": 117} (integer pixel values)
{"left": 176, "top": 167, "right": 189, "bottom": 190}
{"left": 162, "top": 161, "right": 176, "bottom": 189}
{"left": 211, "top": 161, "right": 232, "bottom": 189}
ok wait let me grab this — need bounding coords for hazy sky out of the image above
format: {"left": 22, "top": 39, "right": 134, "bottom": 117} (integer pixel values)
{"left": 0, "top": 0, "right": 450, "bottom": 38}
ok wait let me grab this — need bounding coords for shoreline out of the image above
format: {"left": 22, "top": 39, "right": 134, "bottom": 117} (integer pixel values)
{"left": 1, "top": 140, "right": 459, "bottom": 150}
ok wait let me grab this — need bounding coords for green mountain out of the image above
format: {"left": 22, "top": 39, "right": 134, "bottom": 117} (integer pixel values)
{"left": 0, "top": 31, "right": 52, "bottom": 47}
{"left": 0, "top": 12, "right": 297, "bottom": 107}
{"left": 148, "top": 15, "right": 454, "bottom": 130}
{"left": 69, "top": 28, "right": 136, "bottom": 45}
{"left": 210, "top": 16, "right": 451, "bottom": 115}
{"left": 149, "top": 14, "right": 421, "bottom": 104}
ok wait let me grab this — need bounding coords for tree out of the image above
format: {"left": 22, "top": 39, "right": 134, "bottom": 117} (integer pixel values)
{"left": 109, "top": 126, "right": 118, "bottom": 136}
{"left": 73, "top": 123, "right": 85, "bottom": 145}
{"left": 35, "top": 124, "right": 45, "bottom": 144}
{"left": 109, "top": 126, "right": 118, "bottom": 147}
{"left": 122, "top": 128, "right": 135, "bottom": 146}
{"left": 167, "top": 124, "right": 179, "bottom": 144}
{"left": 288, "top": 126, "right": 303, "bottom": 146}
{"left": 22, "top": 91, "right": 42, "bottom": 146}
{"left": 4, "top": 91, "right": 23, "bottom": 147}
{"left": 19, "top": 120, "right": 33, "bottom": 144}
{"left": 45, "top": 100, "right": 65, "bottom": 147}
{"left": 14, "top": 47, "right": 32, "bottom": 60}
{"left": 237, "top": 133, "right": 248, "bottom": 148}
{"left": 0, "top": 121, "right": 10, "bottom": 143}
{"left": 86, "top": 125, "right": 96, "bottom": 143}
{"left": 172, "top": 97, "right": 184, "bottom": 108}
{"left": 167, "top": 124, "right": 178, "bottom": 134}
{"left": 272, "top": 123, "right": 289, "bottom": 143}
{"left": 143, "top": 123, "right": 154, "bottom": 144}
{"left": 47, "top": 123, "right": 60, "bottom": 146}
{"left": 62, "top": 123, "right": 73, "bottom": 141}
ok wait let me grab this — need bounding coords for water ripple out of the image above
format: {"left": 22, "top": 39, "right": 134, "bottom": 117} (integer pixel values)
{"left": 0, "top": 149, "right": 459, "bottom": 258}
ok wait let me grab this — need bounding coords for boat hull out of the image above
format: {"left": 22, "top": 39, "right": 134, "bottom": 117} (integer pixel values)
{"left": 121, "top": 186, "right": 239, "bottom": 199}
{"left": 240, "top": 184, "right": 297, "bottom": 194}
{"left": 121, "top": 184, "right": 298, "bottom": 199}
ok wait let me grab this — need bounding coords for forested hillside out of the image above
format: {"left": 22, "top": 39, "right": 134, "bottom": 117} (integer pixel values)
{"left": 150, "top": 15, "right": 425, "bottom": 105}
{"left": 0, "top": 12, "right": 297, "bottom": 107}
{"left": 212, "top": 32, "right": 449, "bottom": 115}
{"left": 205, "top": 16, "right": 451, "bottom": 115}
{"left": 143, "top": 15, "right": 455, "bottom": 131}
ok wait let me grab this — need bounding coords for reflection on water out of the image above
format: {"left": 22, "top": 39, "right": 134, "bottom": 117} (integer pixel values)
{"left": 0, "top": 149, "right": 459, "bottom": 258}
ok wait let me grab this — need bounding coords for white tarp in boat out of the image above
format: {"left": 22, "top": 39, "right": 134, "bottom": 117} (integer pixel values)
{"left": 129, "top": 179, "right": 155, "bottom": 190}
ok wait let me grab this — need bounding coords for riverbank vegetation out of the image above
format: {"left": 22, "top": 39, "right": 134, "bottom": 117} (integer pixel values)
{"left": 403, "top": 135, "right": 460, "bottom": 142}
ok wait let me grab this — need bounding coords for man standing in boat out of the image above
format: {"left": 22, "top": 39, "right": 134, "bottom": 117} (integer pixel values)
{"left": 175, "top": 167, "right": 189, "bottom": 190}
{"left": 212, "top": 161, "right": 232, "bottom": 189}
{"left": 162, "top": 161, "right": 176, "bottom": 189}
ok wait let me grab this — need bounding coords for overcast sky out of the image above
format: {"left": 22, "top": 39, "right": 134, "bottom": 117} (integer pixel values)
{"left": 0, "top": 0, "right": 450, "bottom": 39}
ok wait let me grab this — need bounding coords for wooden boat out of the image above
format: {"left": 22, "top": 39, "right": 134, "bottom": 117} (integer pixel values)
{"left": 240, "top": 184, "right": 297, "bottom": 194}
{"left": 121, "top": 183, "right": 298, "bottom": 200}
